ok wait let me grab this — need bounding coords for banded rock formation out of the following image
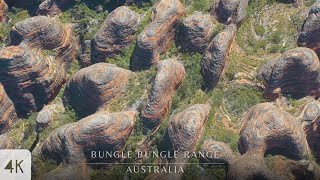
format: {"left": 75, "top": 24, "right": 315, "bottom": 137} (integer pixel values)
{"left": 63, "top": 63, "right": 130, "bottom": 118}
{"left": 0, "top": 0, "right": 7, "bottom": 22}
{"left": 141, "top": 59, "right": 185, "bottom": 129}
{"left": 200, "top": 139, "right": 233, "bottom": 166}
{"left": 177, "top": 12, "right": 214, "bottom": 53}
{"left": 10, "top": 16, "right": 78, "bottom": 67}
{"left": 37, "top": 0, "right": 74, "bottom": 16}
{"left": 258, "top": 47, "right": 320, "bottom": 100}
{"left": 239, "top": 103, "right": 307, "bottom": 160}
{"left": 0, "top": 83, "right": 17, "bottom": 134}
{"left": 0, "top": 45, "right": 66, "bottom": 117}
{"left": 40, "top": 111, "right": 136, "bottom": 164}
{"left": 298, "top": 1, "right": 320, "bottom": 56}
{"left": 201, "top": 23, "right": 237, "bottom": 90}
{"left": 130, "top": 0, "right": 185, "bottom": 71}
{"left": 214, "top": 0, "right": 249, "bottom": 25}
{"left": 91, "top": 6, "right": 139, "bottom": 64}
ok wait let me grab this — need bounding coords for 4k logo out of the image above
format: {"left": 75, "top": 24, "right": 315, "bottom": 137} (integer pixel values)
{"left": 0, "top": 150, "right": 31, "bottom": 180}
{"left": 5, "top": 160, "right": 24, "bottom": 173}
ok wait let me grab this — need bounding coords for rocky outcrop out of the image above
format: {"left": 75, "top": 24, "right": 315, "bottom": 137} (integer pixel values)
{"left": 201, "top": 24, "right": 237, "bottom": 90}
{"left": 91, "top": 6, "right": 139, "bottom": 64}
{"left": 298, "top": 1, "right": 320, "bottom": 56}
{"left": 239, "top": 103, "right": 307, "bottom": 160}
{"left": 258, "top": 47, "right": 320, "bottom": 100}
{"left": 37, "top": 0, "right": 74, "bottom": 16}
{"left": 303, "top": 100, "right": 320, "bottom": 161}
{"left": 141, "top": 59, "right": 185, "bottom": 129}
{"left": 10, "top": 16, "right": 78, "bottom": 67}
{"left": 0, "top": 83, "right": 17, "bottom": 134}
{"left": 177, "top": 12, "right": 214, "bottom": 53}
{"left": 35, "top": 106, "right": 53, "bottom": 133}
{"left": 294, "top": 0, "right": 304, "bottom": 7}
{"left": 130, "top": 0, "right": 185, "bottom": 71}
{"left": 40, "top": 111, "right": 136, "bottom": 164}
{"left": 63, "top": 63, "right": 130, "bottom": 118}
{"left": 214, "top": 0, "right": 249, "bottom": 25}
{"left": 200, "top": 139, "right": 233, "bottom": 166}
{"left": 35, "top": 165, "right": 91, "bottom": 180}
{"left": 0, "top": 134, "right": 13, "bottom": 149}
{"left": 0, "top": 45, "right": 66, "bottom": 117}
{"left": 0, "top": 0, "right": 7, "bottom": 22}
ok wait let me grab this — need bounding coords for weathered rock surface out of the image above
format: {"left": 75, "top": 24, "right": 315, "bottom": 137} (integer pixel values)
{"left": 35, "top": 106, "right": 53, "bottom": 133}
{"left": 37, "top": 0, "right": 74, "bottom": 16}
{"left": 0, "top": 45, "right": 67, "bottom": 117}
{"left": 258, "top": 47, "right": 320, "bottom": 100}
{"left": 141, "top": 59, "right": 185, "bottom": 129}
{"left": 298, "top": 1, "right": 320, "bottom": 56}
{"left": 63, "top": 63, "right": 130, "bottom": 118}
{"left": 201, "top": 23, "right": 237, "bottom": 90}
{"left": 239, "top": 103, "right": 307, "bottom": 160}
{"left": 130, "top": 0, "right": 185, "bottom": 71}
{"left": 200, "top": 139, "right": 233, "bottom": 166}
{"left": 214, "top": 0, "right": 249, "bottom": 25}
{"left": 0, "top": 0, "right": 7, "bottom": 22}
{"left": 168, "top": 104, "right": 211, "bottom": 152}
{"left": 91, "top": 6, "right": 139, "bottom": 64}
{"left": 40, "top": 111, "right": 136, "bottom": 163}
{"left": 35, "top": 165, "right": 91, "bottom": 180}
{"left": 10, "top": 16, "right": 78, "bottom": 67}
{"left": 0, "top": 83, "right": 17, "bottom": 134}
{"left": 0, "top": 133, "right": 13, "bottom": 149}
{"left": 177, "top": 12, "right": 214, "bottom": 53}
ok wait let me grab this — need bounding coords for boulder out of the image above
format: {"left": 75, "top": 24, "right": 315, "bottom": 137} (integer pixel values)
{"left": 10, "top": 16, "right": 78, "bottom": 67}
{"left": 258, "top": 47, "right": 320, "bottom": 100}
{"left": 239, "top": 103, "right": 307, "bottom": 160}
{"left": 40, "top": 111, "right": 136, "bottom": 164}
{"left": 0, "top": 0, "right": 7, "bottom": 22}
{"left": 200, "top": 139, "right": 233, "bottom": 167}
{"left": 141, "top": 59, "right": 185, "bottom": 129}
{"left": 298, "top": 1, "right": 320, "bottom": 56}
{"left": 0, "top": 45, "right": 67, "bottom": 117}
{"left": 130, "top": 0, "right": 185, "bottom": 71}
{"left": 63, "top": 63, "right": 130, "bottom": 118}
{"left": 35, "top": 165, "right": 91, "bottom": 180}
{"left": 35, "top": 106, "right": 53, "bottom": 133}
{"left": 201, "top": 23, "right": 237, "bottom": 90}
{"left": 0, "top": 83, "right": 18, "bottom": 134}
{"left": 37, "top": 0, "right": 74, "bottom": 16}
{"left": 177, "top": 12, "right": 214, "bottom": 53}
{"left": 214, "top": 0, "right": 249, "bottom": 25}
{"left": 91, "top": 6, "right": 139, "bottom": 64}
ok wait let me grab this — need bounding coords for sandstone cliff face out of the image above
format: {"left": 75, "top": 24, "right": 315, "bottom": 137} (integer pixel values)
{"left": 0, "top": 45, "right": 67, "bottom": 117}
{"left": 177, "top": 12, "right": 214, "bottom": 53}
{"left": 10, "top": 16, "right": 78, "bottom": 67}
{"left": 239, "top": 103, "right": 307, "bottom": 160}
{"left": 141, "top": 59, "right": 185, "bottom": 129}
{"left": 91, "top": 6, "right": 139, "bottom": 64}
{"left": 130, "top": 0, "right": 185, "bottom": 71}
{"left": 214, "top": 0, "right": 249, "bottom": 25}
{"left": 298, "top": 1, "right": 320, "bottom": 56}
{"left": 201, "top": 23, "right": 237, "bottom": 90}
{"left": 37, "top": 0, "right": 74, "bottom": 16}
{"left": 0, "top": 83, "right": 17, "bottom": 134}
{"left": 168, "top": 104, "right": 211, "bottom": 152}
{"left": 63, "top": 63, "right": 130, "bottom": 118}
{"left": 40, "top": 111, "right": 136, "bottom": 164}
{"left": 258, "top": 47, "right": 320, "bottom": 100}
{"left": 0, "top": 0, "right": 7, "bottom": 22}
{"left": 200, "top": 139, "right": 233, "bottom": 166}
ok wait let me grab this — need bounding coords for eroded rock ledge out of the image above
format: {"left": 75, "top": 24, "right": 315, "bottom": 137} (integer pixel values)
{"left": 0, "top": 83, "right": 18, "bottom": 134}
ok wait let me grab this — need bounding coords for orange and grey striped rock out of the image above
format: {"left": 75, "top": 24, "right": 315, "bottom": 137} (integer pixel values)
{"left": 201, "top": 24, "right": 237, "bottom": 90}
{"left": 0, "top": 0, "right": 7, "bottom": 22}
{"left": 200, "top": 139, "right": 233, "bottom": 166}
{"left": 40, "top": 111, "right": 136, "bottom": 164}
{"left": 258, "top": 47, "right": 320, "bottom": 100}
{"left": 177, "top": 12, "right": 214, "bottom": 53}
{"left": 0, "top": 45, "right": 67, "bottom": 117}
{"left": 214, "top": 0, "right": 249, "bottom": 25}
{"left": 0, "top": 83, "right": 17, "bottom": 134}
{"left": 130, "top": 0, "right": 185, "bottom": 71}
{"left": 37, "top": 0, "right": 74, "bottom": 16}
{"left": 10, "top": 16, "right": 78, "bottom": 67}
{"left": 141, "top": 59, "right": 185, "bottom": 129}
{"left": 63, "top": 63, "right": 130, "bottom": 118}
{"left": 239, "top": 103, "right": 307, "bottom": 160}
{"left": 91, "top": 6, "right": 139, "bottom": 64}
